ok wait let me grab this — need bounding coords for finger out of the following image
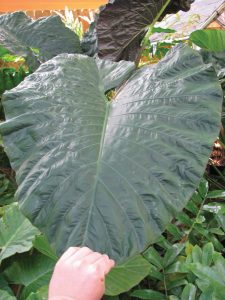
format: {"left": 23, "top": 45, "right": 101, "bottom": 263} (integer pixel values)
{"left": 83, "top": 252, "right": 103, "bottom": 264}
{"left": 94, "top": 255, "right": 115, "bottom": 276}
{"left": 59, "top": 247, "right": 80, "bottom": 263}
{"left": 68, "top": 247, "right": 93, "bottom": 264}
{"left": 109, "top": 259, "right": 116, "bottom": 269}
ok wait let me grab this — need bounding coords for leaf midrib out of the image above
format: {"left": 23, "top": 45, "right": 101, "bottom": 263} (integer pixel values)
{"left": 81, "top": 100, "right": 111, "bottom": 245}
{"left": 0, "top": 215, "right": 27, "bottom": 261}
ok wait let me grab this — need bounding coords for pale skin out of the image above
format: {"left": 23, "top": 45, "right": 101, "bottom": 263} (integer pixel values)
{"left": 48, "top": 247, "right": 115, "bottom": 300}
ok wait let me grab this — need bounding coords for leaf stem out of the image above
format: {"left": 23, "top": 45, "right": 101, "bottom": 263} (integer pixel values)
{"left": 205, "top": 174, "right": 225, "bottom": 190}
{"left": 209, "top": 160, "right": 225, "bottom": 184}
{"left": 16, "top": 285, "right": 22, "bottom": 298}
{"left": 136, "top": 0, "right": 172, "bottom": 66}
{"left": 183, "top": 195, "right": 207, "bottom": 243}
{"left": 162, "top": 268, "right": 168, "bottom": 297}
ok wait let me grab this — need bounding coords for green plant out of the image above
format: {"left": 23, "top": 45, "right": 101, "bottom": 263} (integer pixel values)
{"left": 0, "top": 67, "right": 27, "bottom": 95}
{"left": 0, "top": 12, "right": 81, "bottom": 71}
{"left": 0, "top": 174, "right": 16, "bottom": 206}
{"left": 84, "top": 0, "right": 194, "bottom": 62}
{"left": 0, "top": 47, "right": 30, "bottom": 120}
{"left": 0, "top": 204, "right": 39, "bottom": 263}
{"left": 54, "top": 6, "right": 95, "bottom": 39}
{"left": 190, "top": 30, "right": 225, "bottom": 52}
{"left": 0, "top": 178, "right": 224, "bottom": 299}
{"left": 0, "top": 47, "right": 29, "bottom": 96}
{"left": 123, "top": 180, "right": 225, "bottom": 299}
{"left": 131, "top": 242, "right": 225, "bottom": 300}
{"left": 54, "top": 6, "right": 84, "bottom": 39}
{"left": 1, "top": 1, "right": 225, "bottom": 299}
{"left": 0, "top": 44, "right": 223, "bottom": 264}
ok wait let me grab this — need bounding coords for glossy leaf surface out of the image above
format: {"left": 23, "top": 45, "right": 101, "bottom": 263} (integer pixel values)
{"left": 190, "top": 29, "right": 225, "bottom": 52}
{"left": 1, "top": 45, "right": 223, "bottom": 262}
{"left": 0, "top": 12, "right": 81, "bottom": 70}
{"left": 96, "top": 58, "right": 135, "bottom": 92}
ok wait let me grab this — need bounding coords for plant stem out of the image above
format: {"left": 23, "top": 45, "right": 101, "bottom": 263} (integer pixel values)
{"left": 205, "top": 174, "right": 225, "bottom": 190}
{"left": 162, "top": 268, "right": 168, "bottom": 297}
{"left": 136, "top": 0, "right": 172, "bottom": 66}
{"left": 16, "top": 285, "right": 22, "bottom": 298}
{"left": 209, "top": 161, "right": 225, "bottom": 184}
{"left": 147, "top": 0, "right": 172, "bottom": 37}
{"left": 183, "top": 196, "right": 207, "bottom": 242}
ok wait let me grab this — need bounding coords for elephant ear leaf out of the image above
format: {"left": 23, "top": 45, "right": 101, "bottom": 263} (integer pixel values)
{"left": 4, "top": 252, "right": 55, "bottom": 299}
{"left": 96, "top": 58, "right": 135, "bottom": 92}
{"left": 0, "top": 12, "right": 81, "bottom": 71}
{"left": 96, "top": 0, "right": 194, "bottom": 62}
{"left": 1, "top": 45, "right": 223, "bottom": 262}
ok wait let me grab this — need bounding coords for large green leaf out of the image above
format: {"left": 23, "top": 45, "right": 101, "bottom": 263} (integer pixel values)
{"left": 0, "top": 12, "right": 81, "bottom": 71}
{"left": 105, "top": 255, "right": 151, "bottom": 296}
{"left": 96, "top": 0, "right": 194, "bottom": 61}
{"left": 4, "top": 252, "right": 55, "bottom": 300}
{"left": 0, "top": 204, "right": 39, "bottom": 263}
{"left": 0, "top": 45, "right": 223, "bottom": 262}
{"left": 190, "top": 30, "right": 225, "bottom": 52}
{"left": 96, "top": 58, "right": 135, "bottom": 92}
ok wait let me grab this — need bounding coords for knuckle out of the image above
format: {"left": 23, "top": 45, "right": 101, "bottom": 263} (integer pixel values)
{"left": 73, "top": 259, "right": 82, "bottom": 268}
{"left": 103, "top": 254, "right": 109, "bottom": 260}
{"left": 82, "top": 246, "right": 91, "bottom": 252}
{"left": 87, "top": 264, "right": 99, "bottom": 275}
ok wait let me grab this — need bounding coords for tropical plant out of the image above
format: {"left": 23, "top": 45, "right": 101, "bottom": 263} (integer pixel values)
{"left": 190, "top": 29, "right": 225, "bottom": 52}
{"left": 0, "top": 47, "right": 29, "bottom": 118}
{"left": 54, "top": 6, "right": 95, "bottom": 39}
{"left": 0, "top": 44, "right": 223, "bottom": 264}
{"left": 0, "top": 1, "right": 225, "bottom": 299}
{"left": 0, "top": 11, "right": 81, "bottom": 71}
{"left": 82, "top": 0, "right": 195, "bottom": 62}
{"left": 53, "top": 6, "right": 84, "bottom": 39}
{"left": 101, "top": 179, "right": 225, "bottom": 299}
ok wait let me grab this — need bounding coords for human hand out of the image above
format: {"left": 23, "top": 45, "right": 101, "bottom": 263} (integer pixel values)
{"left": 48, "top": 247, "right": 115, "bottom": 300}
